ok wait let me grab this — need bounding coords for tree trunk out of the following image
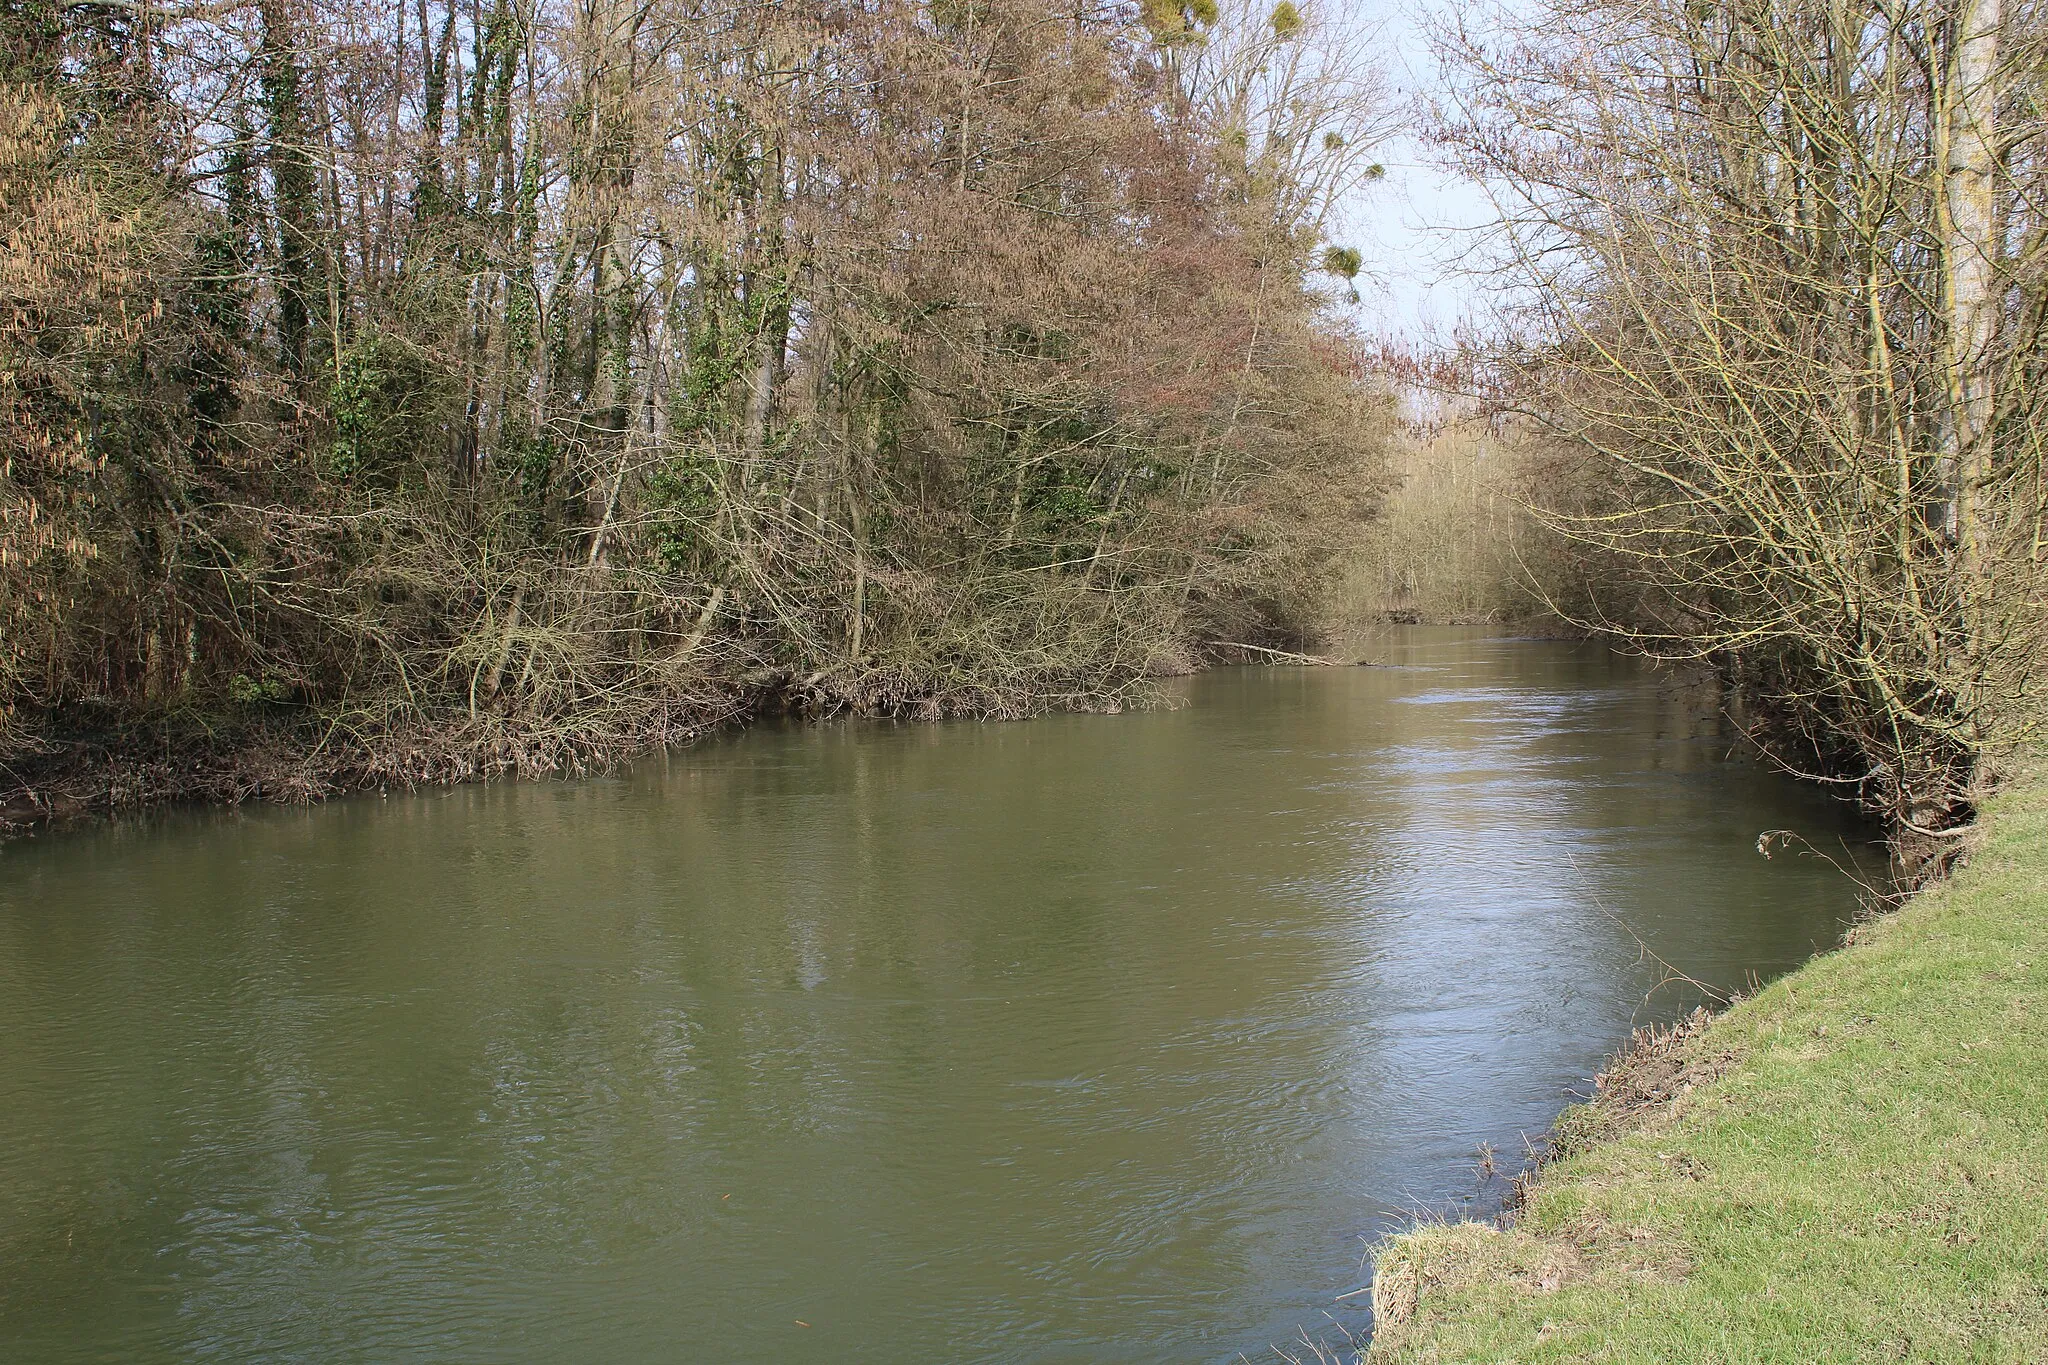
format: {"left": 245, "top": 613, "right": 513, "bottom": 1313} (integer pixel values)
{"left": 1942, "top": 0, "right": 2000, "bottom": 578}
{"left": 259, "top": 0, "right": 319, "bottom": 381}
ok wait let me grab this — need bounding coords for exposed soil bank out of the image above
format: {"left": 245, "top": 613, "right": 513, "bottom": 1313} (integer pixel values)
{"left": 1365, "top": 781, "right": 2048, "bottom": 1363}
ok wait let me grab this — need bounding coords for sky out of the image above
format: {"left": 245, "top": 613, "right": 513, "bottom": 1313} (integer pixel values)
{"left": 1321, "top": 0, "right": 1500, "bottom": 340}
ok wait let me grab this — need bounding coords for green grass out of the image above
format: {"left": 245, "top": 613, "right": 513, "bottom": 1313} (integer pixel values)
{"left": 1367, "top": 783, "right": 2048, "bottom": 1364}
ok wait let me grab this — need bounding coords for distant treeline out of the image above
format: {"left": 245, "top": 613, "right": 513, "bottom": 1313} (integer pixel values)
{"left": 0, "top": 0, "right": 1393, "bottom": 810}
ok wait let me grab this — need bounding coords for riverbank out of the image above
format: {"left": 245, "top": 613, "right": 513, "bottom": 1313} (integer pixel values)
{"left": 1366, "top": 779, "right": 2048, "bottom": 1362}
{"left": 0, "top": 693, "right": 744, "bottom": 836}
{"left": 0, "top": 635, "right": 1232, "bottom": 838}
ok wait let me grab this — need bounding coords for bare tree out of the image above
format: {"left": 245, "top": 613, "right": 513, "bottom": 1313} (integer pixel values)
{"left": 1436, "top": 0, "right": 2048, "bottom": 831}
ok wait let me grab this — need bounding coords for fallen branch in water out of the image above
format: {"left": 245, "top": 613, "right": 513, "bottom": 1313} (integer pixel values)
{"left": 1212, "top": 641, "right": 1349, "bottom": 667}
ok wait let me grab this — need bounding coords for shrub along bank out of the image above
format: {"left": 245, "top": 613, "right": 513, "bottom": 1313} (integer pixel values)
{"left": 1365, "top": 780, "right": 2048, "bottom": 1364}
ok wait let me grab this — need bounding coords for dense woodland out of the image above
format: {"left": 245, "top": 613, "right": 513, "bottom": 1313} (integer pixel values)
{"left": 0, "top": 0, "right": 1393, "bottom": 808}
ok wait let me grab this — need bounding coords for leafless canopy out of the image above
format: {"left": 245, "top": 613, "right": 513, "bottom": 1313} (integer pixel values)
{"left": 1437, "top": 0, "right": 2048, "bottom": 825}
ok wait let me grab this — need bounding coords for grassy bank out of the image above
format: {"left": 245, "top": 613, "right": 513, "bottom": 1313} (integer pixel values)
{"left": 1366, "top": 782, "right": 2048, "bottom": 1363}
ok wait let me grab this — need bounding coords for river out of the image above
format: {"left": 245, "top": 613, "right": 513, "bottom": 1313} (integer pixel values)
{"left": 0, "top": 627, "right": 1877, "bottom": 1362}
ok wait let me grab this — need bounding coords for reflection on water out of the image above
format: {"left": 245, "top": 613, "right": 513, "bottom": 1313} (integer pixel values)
{"left": 0, "top": 628, "right": 1876, "bottom": 1362}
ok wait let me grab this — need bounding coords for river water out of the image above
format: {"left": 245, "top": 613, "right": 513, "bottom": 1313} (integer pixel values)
{"left": 0, "top": 628, "right": 1876, "bottom": 1363}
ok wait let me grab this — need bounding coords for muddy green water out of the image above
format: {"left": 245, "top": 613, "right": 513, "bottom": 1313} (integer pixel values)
{"left": 0, "top": 629, "right": 1876, "bottom": 1363}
